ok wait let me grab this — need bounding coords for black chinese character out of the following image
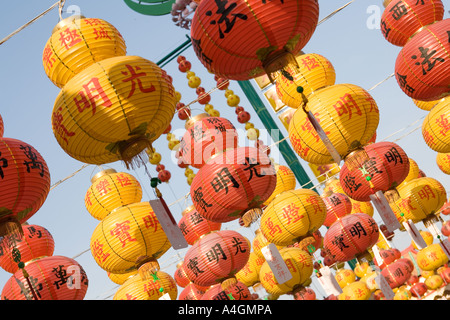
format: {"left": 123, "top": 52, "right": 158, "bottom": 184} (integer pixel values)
{"left": 243, "top": 157, "right": 264, "bottom": 182}
{"left": 332, "top": 234, "right": 349, "bottom": 252}
{"left": 192, "top": 187, "right": 213, "bottom": 212}
{"left": 231, "top": 236, "right": 247, "bottom": 255}
{"left": 396, "top": 73, "right": 415, "bottom": 94}
{"left": 0, "top": 152, "right": 8, "bottom": 179}
{"left": 389, "top": 1, "right": 408, "bottom": 20}
{"left": 205, "top": 0, "right": 248, "bottom": 39}
{"left": 206, "top": 243, "right": 227, "bottom": 263}
{"left": 210, "top": 167, "right": 239, "bottom": 194}
{"left": 186, "top": 257, "right": 204, "bottom": 277}
{"left": 20, "top": 145, "right": 45, "bottom": 177}
{"left": 384, "top": 147, "right": 403, "bottom": 165}
{"left": 411, "top": 47, "right": 445, "bottom": 76}
{"left": 52, "top": 265, "right": 69, "bottom": 289}
{"left": 342, "top": 175, "right": 362, "bottom": 193}
{"left": 349, "top": 222, "right": 367, "bottom": 238}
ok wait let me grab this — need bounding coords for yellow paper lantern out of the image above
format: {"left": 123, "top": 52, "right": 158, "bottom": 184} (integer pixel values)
{"left": 417, "top": 243, "right": 449, "bottom": 271}
{"left": 43, "top": 16, "right": 127, "bottom": 88}
{"left": 354, "top": 261, "right": 371, "bottom": 278}
{"left": 260, "top": 189, "right": 327, "bottom": 246}
{"left": 411, "top": 230, "right": 434, "bottom": 250}
{"left": 308, "top": 162, "right": 340, "bottom": 184}
{"left": 359, "top": 270, "right": 378, "bottom": 292}
{"left": 235, "top": 251, "right": 266, "bottom": 287}
{"left": 399, "top": 158, "right": 421, "bottom": 187}
{"left": 113, "top": 270, "right": 177, "bottom": 300}
{"left": 424, "top": 274, "right": 444, "bottom": 290}
{"left": 338, "top": 281, "right": 371, "bottom": 300}
{"left": 413, "top": 98, "right": 444, "bottom": 111}
{"left": 436, "top": 153, "right": 450, "bottom": 175}
{"left": 275, "top": 53, "right": 336, "bottom": 109}
{"left": 263, "top": 164, "right": 296, "bottom": 205}
{"left": 394, "top": 287, "right": 412, "bottom": 300}
{"left": 84, "top": 169, "right": 142, "bottom": 220}
{"left": 422, "top": 96, "right": 450, "bottom": 153}
{"left": 335, "top": 268, "right": 356, "bottom": 289}
{"left": 259, "top": 247, "right": 313, "bottom": 296}
{"left": 252, "top": 229, "right": 283, "bottom": 259}
{"left": 107, "top": 270, "right": 137, "bottom": 285}
{"left": 390, "top": 177, "right": 446, "bottom": 224}
{"left": 288, "top": 83, "right": 379, "bottom": 164}
{"left": 52, "top": 55, "right": 176, "bottom": 167}
{"left": 90, "top": 201, "right": 171, "bottom": 274}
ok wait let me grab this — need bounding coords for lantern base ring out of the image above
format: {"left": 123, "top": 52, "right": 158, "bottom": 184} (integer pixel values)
{"left": 117, "top": 135, "right": 153, "bottom": 169}
{"left": 241, "top": 208, "right": 263, "bottom": 227}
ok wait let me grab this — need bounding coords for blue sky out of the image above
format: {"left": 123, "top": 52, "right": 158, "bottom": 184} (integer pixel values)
{"left": 0, "top": 0, "right": 449, "bottom": 300}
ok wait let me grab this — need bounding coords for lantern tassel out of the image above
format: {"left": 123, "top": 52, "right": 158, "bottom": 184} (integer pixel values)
{"left": 117, "top": 136, "right": 153, "bottom": 170}
{"left": 241, "top": 208, "right": 263, "bottom": 227}
{"left": 0, "top": 216, "right": 23, "bottom": 240}
{"left": 137, "top": 257, "right": 160, "bottom": 281}
{"left": 384, "top": 189, "right": 401, "bottom": 203}
{"left": 343, "top": 148, "right": 370, "bottom": 172}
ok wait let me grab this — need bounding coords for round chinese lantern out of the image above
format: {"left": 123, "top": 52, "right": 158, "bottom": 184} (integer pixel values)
{"left": 90, "top": 201, "right": 171, "bottom": 274}
{"left": 182, "top": 230, "right": 251, "bottom": 288}
{"left": 416, "top": 243, "right": 449, "bottom": 271}
{"left": 293, "top": 287, "right": 316, "bottom": 300}
{"left": 178, "top": 282, "right": 205, "bottom": 300}
{"left": 0, "top": 224, "right": 55, "bottom": 274}
{"left": 43, "top": 16, "right": 127, "bottom": 88}
{"left": 235, "top": 251, "right": 265, "bottom": 287}
{"left": 389, "top": 177, "right": 446, "bottom": 224}
{"left": 178, "top": 114, "right": 238, "bottom": 169}
{"left": 275, "top": 53, "right": 336, "bottom": 109}
{"left": 174, "top": 262, "right": 191, "bottom": 288}
{"left": 107, "top": 270, "right": 137, "bottom": 285}
{"left": 323, "top": 213, "right": 380, "bottom": 263}
{"left": 338, "top": 281, "right": 371, "bottom": 300}
{"left": 288, "top": 83, "right": 380, "bottom": 164}
{"left": 394, "top": 19, "right": 450, "bottom": 101}
{"left": 442, "top": 220, "right": 450, "bottom": 237}
{"left": 335, "top": 268, "right": 356, "bottom": 289}
{"left": 201, "top": 281, "right": 252, "bottom": 300}
{"left": 260, "top": 188, "right": 327, "bottom": 246}
{"left": 1, "top": 255, "right": 88, "bottom": 300}
{"left": 380, "top": 0, "right": 444, "bottom": 47}
{"left": 339, "top": 141, "right": 410, "bottom": 202}
{"left": 113, "top": 267, "right": 177, "bottom": 300}
{"left": 52, "top": 55, "right": 177, "bottom": 168}
{"left": 178, "top": 205, "right": 221, "bottom": 245}
{"left": 425, "top": 274, "right": 444, "bottom": 290}
{"left": 413, "top": 97, "right": 445, "bottom": 111}
{"left": 440, "top": 200, "right": 450, "bottom": 215}
{"left": 381, "top": 260, "right": 413, "bottom": 289}
{"left": 436, "top": 152, "right": 450, "bottom": 174}
{"left": 0, "top": 137, "right": 51, "bottom": 237}
{"left": 190, "top": 146, "right": 276, "bottom": 225}
{"left": 190, "top": 0, "right": 320, "bottom": 81}
{"left": 259, "top": 247, "right": 313, "bottom": 297}
{"left": 263, "top": 164, "right": 296, "bottom": 206}
{"left": 84, "top": 169, "right": 142, "bottom": 220}
{"left": 322, "top": 192, "right": 353, "bottom": 228}
{"left": 422, "top": 96, "right": 450, "bottom": 153}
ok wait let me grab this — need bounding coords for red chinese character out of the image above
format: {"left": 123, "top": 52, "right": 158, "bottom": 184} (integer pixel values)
{"left": 85, "top": 190, "right": 93, "bottom": 207}
{"left": 284, "top": 259, "right": 298, "bottom": 273}
{"left": 43, "top": 44, "right": 56, "bottom": 69}
{"left": 398, "top": 197, "right": 417, "bottom": 212}
{"left": 143, "top": 214, "right": 159, "bottom": 232}
{"left": 52, "top": 107, "right": 76, "bottom": 144}
{"left": 96, "top": 179, "right": 111, "bottom": 196}
{"left": 306, "top": 196, "right": 323, "bottom": 214}
{"left": 93, "top": 26, "right": 111, "bottom": 40}
{"left": 73, "top": 77, "right": 112, "bottom": 115}
{"left": 264, "top": 217, "right": 282, "bottom": 237}
{"left": 301, "top": 56, "right": 320, "bottom": 71}
{"left": 121, "top": 64, "right": 155, "bottom": 98}
{"left": 333, "top": 93, "right": 362, "bottom": 120}
{"left": 59, "top": 27, "right": 82, "bottom": 50}
{"left": 281, "top": 203, "right": 303, "bottom": 225}
{"left": 84, "top": 18, "right": 104, "bottom": 26}
{"left": 436, "top": 114, "right": 450, "bottom": 137}
{"left": 290, "top": 134, "right": 310, "bottom": 158}
{"left": 110, "top": 221, "right": 137, "bottom": 248}
{"left": 418, "top": 185, "right": 436, "bottom": 201}
{"left": 115, "top": 173, "right": 133, "bottom": 187}
{"left": 91, "top": 239, "right": 110, "bottom": 263}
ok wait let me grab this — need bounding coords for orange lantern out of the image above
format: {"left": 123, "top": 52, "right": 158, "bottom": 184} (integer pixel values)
{"left": 174, "top": 262, "right": 191, "bottom": 288}
{"left": 190, "top": 146, "right": 276, "bottom": 225}
{"left": 84, "top": 169, "right": 143, "bottom": 220}
{"left": 1, "top": 255, "right": 88, "bottom": 300}
{"left": 275, "top": 53, "right": 336, "bottom": 109}
{"left": 178, "top": 205, "right": 221, "bottom": 246}
{"left": 178, "top": 282, "right": 205, "bottom": 300}
{"left": 394, "top": 19, "right": 450, "bottom": 101}
{"left": 90, "top": 201, "right": 171, "bottom": 274}
{"left": 380, "top": 0, "right": 444, "bottom": 47}
{"left": 416, "top": 243, "right": 449, "bottom": 271}
{"left": 381, "top": 259, "right": 413, "bottom": 289}
{"left": 183, "top": 230, "right": 250, "bottom": 288}
{"left": 288, "top": 83, "right": 380, "bottom": 164}
{"left": 0, "top": 137, "right": 51, "bottom": 237}
{"left": 43, "top": 16, "right": 127, "bottom": 88}
{"left": 293, "top": 287, "right": 316, "bottom": 300}
{"left": 113, "top": 267, "right": 178, "bottom": 300}
{"left": 422, "top": 96, "right": 450, "bottom": 153}
{"left": 201, "top": 281, "right": 252, "bottom": 300}
{"left": 322, "top": 192, "right": 353, "bottom": 228}
{"left": 260, "top": 189, "right": 327, "bottom": 246}
{"left": 178, "top": 114, "right": 239, "bottom": 169}
{"left": 436, "top": 152, "right": 450, "bottom": 174}
{"left": 323, "top": 213, "right": 379, "bottom": 263}
{"left": 0, "top": 224, "right": 54, "bottom": 274}
{"left": 190, "top": 0, "right": 319, "bottom": 81}
{"left": 52, "top": 55, "right": 177, "bottom": 168}
{"left": 263, "top": 164, "right": 296, "bottom": 206}
{"left": 259, "top": 247, "right": 314, "bottom": 297}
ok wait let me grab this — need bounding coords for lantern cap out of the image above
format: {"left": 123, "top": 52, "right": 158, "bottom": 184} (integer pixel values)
{"left": 181, "top": 205, "right": 195, "bottom": 216}
{"left": 91, "top": 168, "right": 117, "bottom": 183}
{"left": 184, "top": 113, "right": 210, "bottom": 130}
{"left": 52, "top": 15, "right": 86, "bottom": 34}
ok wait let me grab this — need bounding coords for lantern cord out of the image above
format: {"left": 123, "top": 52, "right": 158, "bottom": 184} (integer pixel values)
{"left": 317, "top": 0, "right": 357, "bottom": 26}
{"left": 49, "top": 163, "right": 90, "bottom": 191}
{"left": 367, "top": 73, "right": 395, "bottom": 92}
{"left": 0, "top": 0, "right": 63, "bottom": 46}
{"left": 58, "top": 0, "right": 66, "bottom": 21}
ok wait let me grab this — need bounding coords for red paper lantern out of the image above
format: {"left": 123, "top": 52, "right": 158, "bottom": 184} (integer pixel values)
{"left": 1, "top": 255, "right": 88, "bottom": 300}
{"left": 190, "top": 0, "right": 319, "bottom": 80}
{"left": 0, "top": 224, "right": 55, "bottom": 273}
{"left": 323, "top": 213, "right": 379, "bottom": 263}
{"left": 183, "top": 230, "right": 250, "bottom": 288}
{"left": 178, "top": 114, "right": 239, "bottom": 169}
{"left": 381, "top": 260, "right": 413, "bottom": 289}
{"left": 293, "top": 287, "right": 316, "bottom": 300}
{"left": 322, "top": 192, "right": 353, "bottom": 228}
{"left": 178, "top": 205, "right": 222, "bottom": 245}
{"left": 178, "top": 282, "right": 206, "bottom": 300}
{"left": 442, "top": 220, "right": 450, "bottom": 236}
{"left": 174, "top": 263, "right": 191, "bottom": 288}
{"left": 395, "top": 19, "right": 450, "bottom": 101}
{"left": 440, "top": 200, "right": 450, "bottom": 215}
{"left": 201, "top": 281, "right": 252, "bottom": 300}
{"left": 410, "top": 282, "right": 428, "bottom": 298}
{"left": 380, "top": 0, "right": 444, "bottom": 47}
{"left": 0, "top": 137, "right": 51, "bottom": 236}
{"left": 190, "top": 146, "right": 276, "bottom": 224}
{"left": 339, "top": 141, "right": 410, "bottom": 202}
